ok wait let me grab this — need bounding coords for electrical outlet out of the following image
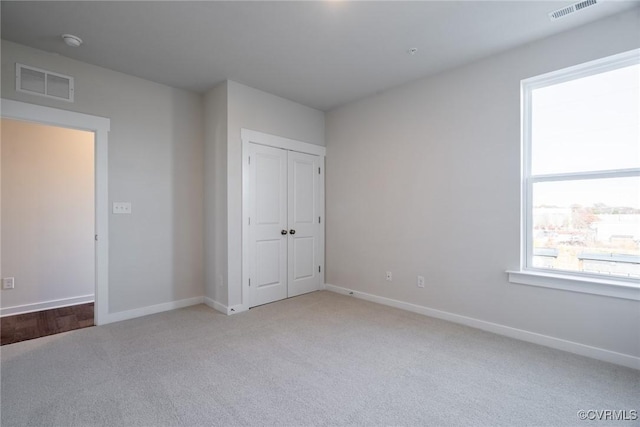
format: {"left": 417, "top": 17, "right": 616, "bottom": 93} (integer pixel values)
{"left": 386, "top": 271, "right": 392, "bottom": 281}
{"left": 112, "top": 202, "right": 132, "bottom": 214}
{"left": 2, "top": 277, "right": 15, "bottom": 290}
{"left": 417, "top": 275, "right": 425, "bottom": 288}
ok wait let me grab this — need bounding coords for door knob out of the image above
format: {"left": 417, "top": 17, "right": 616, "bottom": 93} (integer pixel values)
{"left": 281, "top": 230, "right": 288, "bottom": 235}
{"left": 289, "top": 229, "right": 296, "bottom": 235}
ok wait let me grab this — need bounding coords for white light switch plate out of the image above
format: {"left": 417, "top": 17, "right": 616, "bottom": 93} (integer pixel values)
{"left": 113, "top": 202, "right": 132, "bottom": 214}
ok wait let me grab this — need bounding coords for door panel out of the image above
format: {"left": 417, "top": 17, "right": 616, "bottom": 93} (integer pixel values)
{"left": 292, "top": 159, "right": 314, "bottom": 224}
{"left": 256, "top": 240, "right": 284, "bottom": 286}
{"left": 288, "top": 151, "right": 320, "bottom": 297}
{"left": 256, "top": 154, "right": 283, "bottom": 225}
{"left": 292, "top": 237, "right": 315, "bottom": 280}
{"left": 248, "top": 144, "right": 288, "bottom": 307}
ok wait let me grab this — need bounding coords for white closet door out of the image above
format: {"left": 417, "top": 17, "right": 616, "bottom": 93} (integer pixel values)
{"left": 247, "top": 143, "right": 288, "bottom": 308}
{"left": 287, "top": 151, "right": 321, "bottom": 297}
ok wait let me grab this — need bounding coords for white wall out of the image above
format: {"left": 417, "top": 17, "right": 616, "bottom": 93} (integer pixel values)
{"left": 1, "top": 40, "right": 204, "bottom": 315}
{"left": 1, "top": 119, "right": 94, "bottom": 311}
{"left": 226, "top": 80, "right": 325, "bottom": 307}
{"left": 325, "top": 9, "right": 640, "bottom": 358}
{"left": 204, "top": 82, "right": 228, "bottom": 305}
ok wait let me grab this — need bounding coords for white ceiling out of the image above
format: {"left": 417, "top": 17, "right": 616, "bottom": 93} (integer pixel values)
{"left": 2, "top": 1, "right": 638, "bottom": 111}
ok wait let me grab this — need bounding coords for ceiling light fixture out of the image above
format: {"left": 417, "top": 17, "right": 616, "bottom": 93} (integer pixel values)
{"left": 407, "top": 48, "right": 418, "bottom": 55}
{"left": 62, "top": 34, "right": 83, "bottom": 47}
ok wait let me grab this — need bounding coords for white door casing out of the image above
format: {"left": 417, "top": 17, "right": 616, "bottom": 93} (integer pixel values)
{"left": 1, "top": 99, "right": 110, "bottom": 325}
{"left": 242, "top": 129, "right": 325, "bottom": 310}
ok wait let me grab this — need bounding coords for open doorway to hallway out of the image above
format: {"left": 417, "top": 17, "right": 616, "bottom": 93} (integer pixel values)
{"left": 1, "top": 118, "right": 95, "bottom": 344}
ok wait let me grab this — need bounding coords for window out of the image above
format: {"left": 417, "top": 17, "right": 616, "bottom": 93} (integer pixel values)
{"left": 509, "top": 49, "right": 640, "bottom": 300}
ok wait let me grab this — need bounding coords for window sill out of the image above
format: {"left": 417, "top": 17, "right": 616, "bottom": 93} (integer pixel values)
{"left": 506, "top": 270, "right": 640, "bottom": 301}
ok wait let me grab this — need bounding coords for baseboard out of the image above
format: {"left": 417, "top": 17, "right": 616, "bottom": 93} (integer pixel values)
{"left": 103, "top": 296, "right": 204, "bottom": 324}
{"left": 227, "top": 305, "right": 246, "bottom": 314}
{"left": 1, "top": 295, "right": 94, "bottom": 317}
{"left": 204, "top": 297, "right": 227, "bottom": 314}
{"left": 203, "top": 297, "right": 247, "bottom": 315}
{"left": 324, "top": 284, "right": 640, "bottom": 370}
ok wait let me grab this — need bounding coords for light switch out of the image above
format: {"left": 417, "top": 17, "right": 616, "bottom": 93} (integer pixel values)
{"left": 113, "top": 202, "right": 132, "bottom": 214}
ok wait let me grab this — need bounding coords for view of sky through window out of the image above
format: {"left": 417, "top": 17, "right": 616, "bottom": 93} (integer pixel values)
{"left": 532, "top": 64, "right": 640, "bottom": 177}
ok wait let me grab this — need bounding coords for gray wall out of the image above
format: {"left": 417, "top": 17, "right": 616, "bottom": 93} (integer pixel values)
{"left": 1, "top": 119, "right": 94, "bottom": 309}
{"left": 1, "top": 40, "right": 204, "bottom": 314}
{"left": 204, "top": 82, "right": 228, "bottom": 305}
{"left": 203, "top": 80, "right": 324, "bottom": 308}
{"left": 225, "top": 80, "right": 325, "bottom": 307}
{"left": 325, "top": 9, "right": 640, "bottom": 357}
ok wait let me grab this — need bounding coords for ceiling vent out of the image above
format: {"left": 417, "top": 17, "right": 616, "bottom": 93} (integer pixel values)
{"left": 15, "top": 63, "right": 74, "bottom": 102}
{"left": 549, "top": 0, "right": 598, "bottom": 20}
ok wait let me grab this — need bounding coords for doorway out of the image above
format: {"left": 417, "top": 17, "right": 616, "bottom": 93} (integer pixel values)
{"left": 1, "top": 119, "right": 94, "bottom": 344}
{"left": 1, "top": 99, "right": 110, "bottom": 327}
{"left": 242, "top": 129, "right": 325, "bottom": 309}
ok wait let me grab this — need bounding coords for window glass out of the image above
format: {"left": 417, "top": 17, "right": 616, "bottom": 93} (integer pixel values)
{"left": 532, "top": 177, "right": 640, "bottom": 278}
{"left": 531, "top": 64, "right": 640, "bottom": 175}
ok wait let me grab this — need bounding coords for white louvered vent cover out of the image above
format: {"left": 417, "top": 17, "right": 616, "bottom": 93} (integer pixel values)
{"left": 16, "top": 63, "right": 74, "bottom": 102}
{"left": 549, "top": 0, "right": 598, "bottom": 20}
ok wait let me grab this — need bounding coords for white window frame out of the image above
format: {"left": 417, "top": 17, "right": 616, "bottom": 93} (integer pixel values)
{"left": 507, "top": 49, "right": 640, "bottom": 301}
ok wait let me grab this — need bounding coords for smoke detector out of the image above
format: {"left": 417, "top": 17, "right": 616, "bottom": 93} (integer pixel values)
{"left": 62, "top": 34, "right": 83, "bottom": 47}
{"left": 549, "top": 0, "right": 599, "bottom": 21}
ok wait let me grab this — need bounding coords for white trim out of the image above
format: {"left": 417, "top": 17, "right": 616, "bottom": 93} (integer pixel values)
{"left": 1, "top": 99, "right": 110, "bottom": 326}
{"left": 507, "top": 270, "right": 640, "bottom": 301}
{"left": 241, "top": 128, "right": 326, "bottom": 157}
{"left": 241, "top": 142, "right": 252, "bottom": 313}
{"left": 103, "top": 296, "right": 203, "bottom": 324}
{"left": 1, "top": 98, "right": 109, "bottom": 131}
{"left": 241, "top": 129, "right": 326, "bottom": 312}
{"left": 325, "top": 284, "right": 640, "bottom": 370}
{"left": 203, "top": 297, "right": 247, "bottom": 315}
{"left": 227, "top": 304, "right": 246, "bottom": 315}
{"left": 531, "top": 168, "right": 640, "bottom": 183}
{"left": 203, "top": 297, "right": 226, "bottom": 314}
{"left": 523, "top": 48, "right": 640, "bottom": 90}
{"left": 319, "top": 157, "right": 326, "bottom": 288}
{"left": 0, "top": 295, "right": 94, "bottom": 317}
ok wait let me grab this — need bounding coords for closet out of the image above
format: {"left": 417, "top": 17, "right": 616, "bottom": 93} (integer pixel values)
{"left": 242, "top": 130, "right": 325, "bottom": 308}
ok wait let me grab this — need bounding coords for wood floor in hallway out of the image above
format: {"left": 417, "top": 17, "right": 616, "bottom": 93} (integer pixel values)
{"left": 1, "top": 303, "right": 94, "bottom": 345}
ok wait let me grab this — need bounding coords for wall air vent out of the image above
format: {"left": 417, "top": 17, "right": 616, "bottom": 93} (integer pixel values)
{"left": 16, "top": 63, "right": 74, "bottom": 102}
{"left": 549, "top": 0, "right": 598, "bottom": 21}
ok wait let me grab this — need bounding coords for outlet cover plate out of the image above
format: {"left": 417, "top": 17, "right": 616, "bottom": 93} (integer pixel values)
{"left": 2, "top": 277, "right": 15, "bottom": 290}
{"left": 113, "top": 202, "right": 132, "bottom": 214}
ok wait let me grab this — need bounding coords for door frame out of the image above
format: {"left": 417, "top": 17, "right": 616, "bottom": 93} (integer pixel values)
{"left": 241, "top": 128, "right": 325, "bottom": 311}
{"left": 1, "top": 99, "right": 110, "bottom": 325}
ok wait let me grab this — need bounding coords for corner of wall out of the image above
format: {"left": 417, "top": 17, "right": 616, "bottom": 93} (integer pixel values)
{"left": 203, "top": 82, "right": 229, "bottom": 306}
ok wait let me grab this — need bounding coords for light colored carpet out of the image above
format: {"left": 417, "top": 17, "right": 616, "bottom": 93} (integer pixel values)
{"left": 1, "top": 291, "right": 638, "bottom": 426}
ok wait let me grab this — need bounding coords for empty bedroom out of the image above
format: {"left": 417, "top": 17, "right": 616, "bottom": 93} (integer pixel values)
{"left": 1, "top": 1, "right": 638, "bottom": 426}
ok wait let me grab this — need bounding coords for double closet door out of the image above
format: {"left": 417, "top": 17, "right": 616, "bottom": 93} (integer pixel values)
{"left": 246, "top": 142, "right": 323, "bottom": 308}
